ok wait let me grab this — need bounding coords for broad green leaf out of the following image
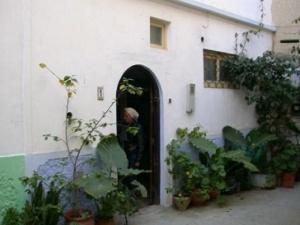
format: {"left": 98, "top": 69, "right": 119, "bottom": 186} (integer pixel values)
{"left": 246, "top": 129, "right": 276, "bottom": 149}
{"left": 223, "top": 126, "right": 246, "bottom": 149}
{"left": 74, "top": 173, "right": 116, "bottom": 199}
{"left": 96, "top": 134, "right": 128, "bottom": 170}
{"left": 223, "top": 150, "right": 259, "bottom": 172}
{"left": 189, "top": 136, "right": 218, "bottom": 154}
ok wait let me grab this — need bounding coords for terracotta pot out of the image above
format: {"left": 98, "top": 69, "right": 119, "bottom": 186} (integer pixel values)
{"left": 209, "top": 190, "right": 220, "bottom": 200}
{"left": 173, "top": 196, "right": 191, "bottom": 211}
{"left": 95, "top": 217, "right": 115, "bottom": 225}
{"left": 191, "top": 190, "right": 209, "bottom": 206}
{"left": 64, "top": 209, "right": 95, "bottom": 225}
{"left": 281, "top": 173, "right": 295, "bottom": 188}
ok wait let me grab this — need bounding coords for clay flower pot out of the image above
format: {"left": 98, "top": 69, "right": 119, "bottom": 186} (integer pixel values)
{"left": 173, "top": 195, "right": 191, "bottom": 211}
{"left": 281, "top": 173, "right": 296, "bottom": 188}
{"left": 64, "top": 209, "right": 95, "bottom": 225}
{"left": 191, "top": 190, "right": 209, "bottom": 206}
{"left": 209, "top": 190, "right": 220, "bottom": 200}
{"left": 96, "top": 217, "right": 115, "bottom": 225}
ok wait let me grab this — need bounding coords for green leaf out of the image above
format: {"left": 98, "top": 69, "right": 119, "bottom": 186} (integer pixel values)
{"left": 74, "top": 173, "right": 116, "bottom": 199}
{"left": 39, "top": 63, "right": 47, "bottom": 69}
{"left": 189, "top": 136, "right": 218, "bottom": 154}
{"left": 223, "top": 150, "right": 259, "bottom": 172}
{"left": 126, "top": 126, "right": 139, "bottom": 136}
{"left": 96, "top": 134, "right": 128, "bottom": 170}
{"left": 246, "top": 129, "right": 276, "bottom": 148}
{"left": 223, "top": 126, "right": 247, "bottom": 149}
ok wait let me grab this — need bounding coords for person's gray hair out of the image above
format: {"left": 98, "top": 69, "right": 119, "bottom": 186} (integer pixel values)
{"left": 124, "top": 107, "right": 139, "bottom": 121}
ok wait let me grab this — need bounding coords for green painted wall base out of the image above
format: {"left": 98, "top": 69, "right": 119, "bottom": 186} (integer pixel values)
{"left": 0, "top": 155, "right": 25, "bottom": 221}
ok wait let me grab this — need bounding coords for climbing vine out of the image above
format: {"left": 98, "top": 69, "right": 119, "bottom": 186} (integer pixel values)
{"left": 291, "top": 17, "right": 300, "bottom": 55}
{"left": 234, "top": 0, "right": 265, "bottom": 55}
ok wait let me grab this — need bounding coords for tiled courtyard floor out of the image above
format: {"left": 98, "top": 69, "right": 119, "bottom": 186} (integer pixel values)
{"left": 122, "top": 184, "right": 300, "bottom": 225}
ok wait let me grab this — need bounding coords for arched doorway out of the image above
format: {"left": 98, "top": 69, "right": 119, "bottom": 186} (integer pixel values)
{"left": 116, "top": 65, "right": 160, "bottom": 204}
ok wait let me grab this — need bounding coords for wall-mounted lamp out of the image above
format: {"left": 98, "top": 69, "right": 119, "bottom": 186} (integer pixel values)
{"left": 186, "top": 83, "right": 195, "bottom": 114}
{"left": 97, "top": 86, "right": 104, "bottom": 101}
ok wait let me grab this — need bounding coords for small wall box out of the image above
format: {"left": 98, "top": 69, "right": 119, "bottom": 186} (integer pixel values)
{"left": 186, "top": 83, "right": 195, "bottom": 113}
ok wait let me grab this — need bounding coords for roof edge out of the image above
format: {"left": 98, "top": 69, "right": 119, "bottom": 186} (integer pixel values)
{"left": 165, "top": 0, "right": 276, "bottom": 32}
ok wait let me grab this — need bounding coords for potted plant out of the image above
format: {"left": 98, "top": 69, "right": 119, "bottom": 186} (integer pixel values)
{"left": 166, "top": 137, "right": 193, "bottom": 210}
{"left": 95, "top": 192, "right": 117, "bottom": 225}
{"left": 222, "top": 126, "right": 277, "bottom": 189}
{"left": 171, "top": 192, "right": 191, "bottom": 211}
{"left": 185, "top": 161, "right": 210, "bottom": 206}
{"left": 1, "top": 172, "right": 63, "bottom": 225}
{"left": 166, "top": 127, "right": 258, "bottom": 208}
{"left": 207, "top": 149, "right": 227, "bottom": 199}
{"left": 189, "top": 128, "right": 259, "bottom": 194}
{"left": 270, "top": 142, "right": 300, "bottom": 188}
{"left": 39, "top": 64, "right": 142, "bottom": 225}
{"left": 76, "top": 135, "right": 148, "bottom": 225}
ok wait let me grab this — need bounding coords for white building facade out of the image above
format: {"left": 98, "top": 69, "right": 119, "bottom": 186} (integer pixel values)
{"left": 0, "top": 0, "right": 275, "bottom": 210}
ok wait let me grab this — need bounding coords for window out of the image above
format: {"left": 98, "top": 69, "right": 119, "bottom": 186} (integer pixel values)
{"left": 150, "top": 18, "right": 167, "bottom": 49}
{"left": 203, "top": 50, "right": 237, "bottom": 89}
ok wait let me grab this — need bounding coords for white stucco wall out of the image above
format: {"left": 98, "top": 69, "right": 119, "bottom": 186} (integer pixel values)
{"left": 27, "top": 0, "right": 273, "bottom": 205}
{"left": 190, "top": 0, "right": 273, "bottom": 25}
{"left": 0, "top": 0, "right": 274, "bottom": 205}
{"left": 0, "top": 1, "right": 24, "bottom": 156}
{"left": 29, "top": 0, "right": 273, "bottom": 155}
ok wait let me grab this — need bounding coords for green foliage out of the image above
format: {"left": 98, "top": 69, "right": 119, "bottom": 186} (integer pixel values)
{"left": 39, "top": 63, "right": 143, "bottom": 209}
{"left": 96, "top": 134, "right": 128, "bottom": 171}
{"left": 126, "top": 126, "right": 140, "bottom": 136}
{"left": 189, "top": 136, "right": 218, "bottom": 155}
{"left": 270, "top": 142, "right": 300, "bottom": 174}
{"left": 291, "top": 17, "right": 300, "bottom": 55}
{"left": 95, "top": 191, "right": 118, "bottom": 219}
{"left": 166, "top": 128, "right": 210, "bottom": 194}
{"left": 234, "top": 0, "right": 265, "bottom": 55}
{"left": 223, "top": 126, "right": 246, "bottom": 150}
{"left": 119, "top": 78, "right": 143, "bottom": 96}
{"left": 76, "top": 134, "right": 147, "bottom": 221}
{"left": 223, "top": 126, "right": 276, "bottom": 172}
{"left": 16, "top": 172, "right": 62, "bottom": 225}
{"left": 223, "top": 52, "right": 300, "bottom": 139}
{"left": 74, "top": 173, "right": 115, "bottom": 200}
{"left": 2, "top": 208, "right": 21, "bottom": 225}
{"left": 166, "top": 126, "right": 259, "bottom": 196}
{"left": 208, "top": 149, "right": 227, "bottom": 191}
{"left": 222, "top": 150, "right": 258, "bottom": 172}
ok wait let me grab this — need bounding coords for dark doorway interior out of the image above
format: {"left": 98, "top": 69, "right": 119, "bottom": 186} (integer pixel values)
{"left": 116, "top": 65, "right": 160, "bottom": 204}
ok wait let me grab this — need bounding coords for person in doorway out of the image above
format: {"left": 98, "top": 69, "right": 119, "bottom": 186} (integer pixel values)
{"left": 119, "top": 107, "right": 144, "bottom": 169}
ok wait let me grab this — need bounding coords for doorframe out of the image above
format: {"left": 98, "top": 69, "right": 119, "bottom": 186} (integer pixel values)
{"left": 117, "top": 65, "right": 166, "bottom": 205}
